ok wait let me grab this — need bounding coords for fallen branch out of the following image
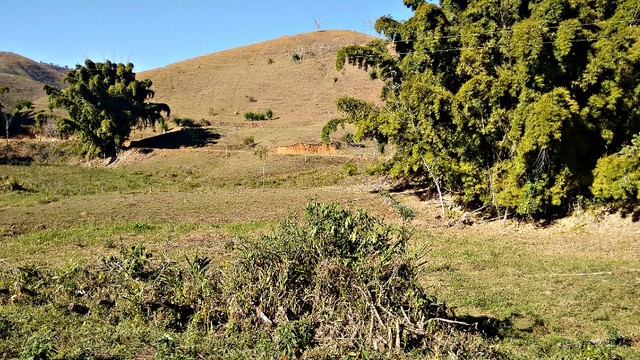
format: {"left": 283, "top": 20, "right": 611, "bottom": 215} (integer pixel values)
{"left": 432, "top": 317, "right": 476, "bottom": 328}
{"left": 470, "top": 205, "right": 488, "bottom": 214}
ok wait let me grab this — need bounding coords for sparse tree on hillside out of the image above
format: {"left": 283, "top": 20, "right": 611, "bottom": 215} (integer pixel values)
{"left": 0, "top": 86, "right": 34, "bottom": 145}
{"left": 256, "top": 147, "right": 268, "bottom": 190}
{"left": 44, "top": 60, "right": 170, "bottom": 158}
{"left": 4, "top": 100, "right": 33, "bottom": 144}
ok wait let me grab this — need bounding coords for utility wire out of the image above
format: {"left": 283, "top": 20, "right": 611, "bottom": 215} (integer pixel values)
{"left": 386, "top": 18, "right": 639, "bottom": 43}
{"left": 342, "top": 33, "right": 637, "bottom": 58}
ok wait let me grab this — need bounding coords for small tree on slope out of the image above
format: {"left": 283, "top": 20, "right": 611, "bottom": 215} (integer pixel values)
{"left": 44, "top": 60, "right": 170, "bottom": 158}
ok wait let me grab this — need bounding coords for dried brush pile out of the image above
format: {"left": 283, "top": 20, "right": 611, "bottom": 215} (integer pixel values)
{"left": 228, "top": 202, "right": 456, "bottom": 357}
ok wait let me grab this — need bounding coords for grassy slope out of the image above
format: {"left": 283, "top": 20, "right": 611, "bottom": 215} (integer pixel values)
{"left": 0, "top": 52, "right": 67, "bottom": 110}
{"left": 139, "top": 30, "right": 382, "bottom": 146}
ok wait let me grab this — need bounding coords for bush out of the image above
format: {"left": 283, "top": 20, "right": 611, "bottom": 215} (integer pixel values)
{"left": 342, "top": 162, "right": 358, "bottom": 176}
{"left": 592, "top": 135, "right": 640, "bottom": 211}
{"left": 20, "top": 329, "right": 57, "bottom": 360}
{"left": 172, "top": 117, "right": 198, "bottom": 127}
{"left": 244, "top": 112, "right": 263, "bottom": 121}
{"left": 243, "top": 136, "right": 256, "bottom": 148}
{"left": 1, "top": 177, "right": 25, "bottom": 192}
{"left": 225, "top": 202, "right": 471, "bottom": 355}
{"left": 244, "top": 110, "right": 274, "bottom": 121}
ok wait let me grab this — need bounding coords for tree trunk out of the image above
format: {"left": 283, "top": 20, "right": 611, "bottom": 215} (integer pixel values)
{"left": 420, "top": 155, "right": 445, "bottom": 217}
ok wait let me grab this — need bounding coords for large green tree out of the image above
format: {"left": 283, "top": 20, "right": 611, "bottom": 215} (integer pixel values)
{"left": 326, "top": 0, "right": 640, "bottom": 218}
{"left": 44, "top": 60, "right": 170, "bottom": 157}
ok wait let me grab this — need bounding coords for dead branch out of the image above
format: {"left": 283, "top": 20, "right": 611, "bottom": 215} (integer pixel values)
{"left": 432, "top": 317, "right": 476, "bottom": 328}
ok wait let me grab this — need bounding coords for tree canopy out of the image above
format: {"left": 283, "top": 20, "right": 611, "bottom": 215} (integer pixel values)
{"left": 44, "top": 60, "right": 170, "bottom": 157}
{"left": 326, "top": 0, "right": 640, "bottom": 218}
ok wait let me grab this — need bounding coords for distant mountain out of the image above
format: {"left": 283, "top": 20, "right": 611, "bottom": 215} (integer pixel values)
{"left": 139, "top": 30, "right": 382, "bottom": 144}
{"left": 0, "top": 52, "right": 68, "bottom": 108}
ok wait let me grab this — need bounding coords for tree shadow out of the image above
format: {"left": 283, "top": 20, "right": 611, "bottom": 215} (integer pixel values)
{"left": 451, "top": 314, "right": 515, "bottom": 339}
{"left": 618, "top": 206, "right": 640, "bottom": 222}
{"left": 129, "top": 128, "right": 221, "bottom": 149}
{"left": 0, "top": 155, "right": 34, "bottom": 166}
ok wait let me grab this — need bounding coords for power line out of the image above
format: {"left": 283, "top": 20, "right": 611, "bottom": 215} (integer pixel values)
{"left": 341, "top": 33, "right": 637, "bottom": 58}
{"left": 386, "top": 18, "right": 639, "bottom": 44}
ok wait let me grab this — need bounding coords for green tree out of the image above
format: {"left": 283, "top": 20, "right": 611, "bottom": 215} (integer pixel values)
{"left": 0, "top": 86, "right": 34, "bottom": 145}
{"left": 325, "top": 0, "right": 640, "bottom": 218}
{"left": 44, "top": 60, "right": 170, "bottom": 157}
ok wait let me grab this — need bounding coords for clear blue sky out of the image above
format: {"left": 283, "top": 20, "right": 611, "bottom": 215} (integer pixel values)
{"left": 2, "top": 1, "right": 414, "bottom": 71}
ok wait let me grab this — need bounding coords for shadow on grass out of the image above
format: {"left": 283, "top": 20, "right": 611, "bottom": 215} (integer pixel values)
{"left": 129, "top": 128, "right": 221, "bottom": 149}
{"left": 619, "top": 206, "right": 640, "bottom": 222}
{"left": 453, "top": 314, "right": 515, "bottom": 339}
{"left": 0, "top": 155, "right": 34, "bottom": 166}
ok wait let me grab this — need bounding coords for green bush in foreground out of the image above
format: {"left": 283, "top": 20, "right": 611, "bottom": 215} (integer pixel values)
{"left": 592, "top": 135, "right": 640, "bottom": 212}
{"left": 0, "top": 203, "right": 499, "bottom": 358}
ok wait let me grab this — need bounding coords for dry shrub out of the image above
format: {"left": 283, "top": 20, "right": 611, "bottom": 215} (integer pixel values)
{"left": 224, "top": 202, "right": 492, "bottom": 357}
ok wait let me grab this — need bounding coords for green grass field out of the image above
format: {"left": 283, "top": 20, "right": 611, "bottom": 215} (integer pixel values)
{"left": 1, "top": 140, "right": 639, "bottom": 358}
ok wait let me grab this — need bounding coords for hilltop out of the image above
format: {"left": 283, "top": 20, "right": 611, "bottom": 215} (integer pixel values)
{"left": 0, "top": 52, "right": 68, "bottom": 108}
{"left": 139, "top": 30, "right": 382, "bottom": 145}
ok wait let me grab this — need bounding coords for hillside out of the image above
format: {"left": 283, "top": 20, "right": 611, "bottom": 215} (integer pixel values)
{"left": 139, "top": 30, "right": 383, "bottom": 145}
{"left": 0, "top": 52, "right": 68, "bottom": 109}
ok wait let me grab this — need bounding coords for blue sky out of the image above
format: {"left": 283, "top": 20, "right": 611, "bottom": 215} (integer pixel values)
{"left": 2, "top": 1, "right": 414, "bottom": 71}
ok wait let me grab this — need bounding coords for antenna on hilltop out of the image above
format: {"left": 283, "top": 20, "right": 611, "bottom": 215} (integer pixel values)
{"left": 314, "top": 18, "right": 321, "bottom": 32}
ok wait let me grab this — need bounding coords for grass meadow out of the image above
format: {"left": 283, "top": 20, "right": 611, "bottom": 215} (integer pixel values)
{"left": 1, "top": 138, "right": 639, "bottom": 358}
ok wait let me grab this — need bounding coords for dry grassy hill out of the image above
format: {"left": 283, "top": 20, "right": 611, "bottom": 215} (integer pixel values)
{"left": 0, "top": 52, "right": 68, "bottom": 109}
{"left": 139, "top": 30, "right": 383, "bottom": 146}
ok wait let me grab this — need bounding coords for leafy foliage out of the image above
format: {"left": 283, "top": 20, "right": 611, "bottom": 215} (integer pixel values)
{"left": 44, "top": 60, "right": 170, "bottom": 157}
{"left": 328, "top": 0, "right": 640, "bottom": 218}
{"left": 592, "top": 134, "right": 640, "bottom": 211}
